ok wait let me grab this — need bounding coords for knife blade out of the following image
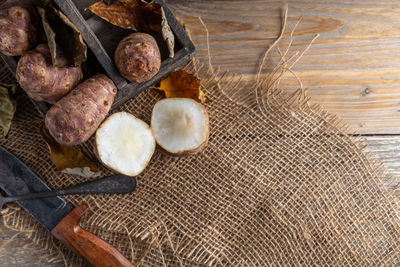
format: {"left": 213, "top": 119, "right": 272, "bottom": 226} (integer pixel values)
{"left": 0, "top": 146, "right": 134, "bottom": 267}
{"left": 0, "top": 146, "right": 72, "bottom": 230}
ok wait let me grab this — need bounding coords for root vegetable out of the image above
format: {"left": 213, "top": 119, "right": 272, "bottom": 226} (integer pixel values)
{"left": 151, "top": 98, "right": 209, "bottom": 155}
{"left": 0, "top": 0, "right": 37, "bottom": 56}
{"left": 95, "top": 112, "right": 155, "bottom": 176}
{"left": 114, "top": 32, "right": 161, "bottom": 83}
{"left": 45, "top": 74, "right": 117, "bottom": 146}
{"left": 16, "top": 44, "right": 83, "bottom": 104}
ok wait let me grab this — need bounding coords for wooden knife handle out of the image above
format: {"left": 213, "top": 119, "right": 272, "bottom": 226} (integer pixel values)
{"left": 51, "top": 203, "right": 134, "bottom": 267}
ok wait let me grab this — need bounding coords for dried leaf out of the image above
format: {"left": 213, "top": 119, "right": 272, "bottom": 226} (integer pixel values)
{"left": 158, "top": 70, "right": 209, "bottom": 103}
{"left": 89, "top": 0, "right": 175, "bottom": 57}
{"left": 40, "top": 124, "right": 101, "bottom": 178}
{"left": 160, "top": 7, "right": 174, "bottom": 58}
{"left": 89, "top": 0, "right": 138, "bottom": 29}
{"left": 136, "top": 1, "right": 174, "bottom": 57}
{"left": 62, "top": 167, "right": 101, "bottom": 178}
{"left": 0, "top": 83, "right": 17, "bottom": 137}
{"left": 38, "top": 6, "right": 87, "bottom": 67}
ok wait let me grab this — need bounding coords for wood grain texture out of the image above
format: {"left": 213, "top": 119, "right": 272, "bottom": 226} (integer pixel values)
{"left": 166, "top": 0, "right": 400, "bottom": 134}
{"left": 0, "top": 221, "right": 63, "bottom": 267}
{"left": 365, "top": 135, "right": 400, "bottom": 180}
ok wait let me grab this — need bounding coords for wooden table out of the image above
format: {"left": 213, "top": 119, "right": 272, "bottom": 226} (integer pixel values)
{"left": 2, "top": 0, "right": 400, "bottom": 265}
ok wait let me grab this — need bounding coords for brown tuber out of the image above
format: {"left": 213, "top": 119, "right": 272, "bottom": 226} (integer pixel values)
{"left": 45, "top": 74, "right": 117, "bottom": 146}
{"left": 16, "top": 44, "right": 83, "bottom": 104}
{"left": 0, "top": 0, "right": 38, "bottom": 56}
{"left": 114, "top": 32, "right": 161, "bottom": 83}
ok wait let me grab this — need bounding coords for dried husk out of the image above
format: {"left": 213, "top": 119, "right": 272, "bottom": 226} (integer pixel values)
{"left": 38, "top": 6, "right": 87, "bottom": 67}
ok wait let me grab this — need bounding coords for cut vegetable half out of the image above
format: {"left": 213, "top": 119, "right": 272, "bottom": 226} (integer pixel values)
{"left": 95, "top": 112, "right": 155, "bottom": 176}
{"left": 151, "top": 98, "right": 209, "bottom": 155}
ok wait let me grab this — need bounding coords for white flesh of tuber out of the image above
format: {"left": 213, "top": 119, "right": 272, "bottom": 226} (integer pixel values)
{"left": 95, "top": 112, "right": 155, "bottom": 176}
{"left": 151, "top": 98, "right": 209, "bottom": 155}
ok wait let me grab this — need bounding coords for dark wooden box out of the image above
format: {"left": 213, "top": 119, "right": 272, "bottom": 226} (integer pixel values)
{"left": 0, "top": 0, "right": 195, "bottom": 117}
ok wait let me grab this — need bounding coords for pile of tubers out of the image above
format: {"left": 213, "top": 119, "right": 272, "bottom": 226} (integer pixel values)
{"left": 0, "top": 0, "right": 208, "bottom": 177}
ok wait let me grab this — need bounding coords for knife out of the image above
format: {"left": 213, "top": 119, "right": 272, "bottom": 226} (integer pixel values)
{"left": 0, "top": 146, "right": 134, "bottom": 267}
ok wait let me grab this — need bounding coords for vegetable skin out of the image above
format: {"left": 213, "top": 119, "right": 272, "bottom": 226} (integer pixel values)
{"left": 45, "top": 74, "right": 117, "bottom": 146}
{"left": 114, "top": 32, "right": 161, "bottom": 83}
{"left": 16, "top": 44, "right": 83, "bottom": 104}
{"left": 0, "top": 0, "right": 37, "bottom": 56}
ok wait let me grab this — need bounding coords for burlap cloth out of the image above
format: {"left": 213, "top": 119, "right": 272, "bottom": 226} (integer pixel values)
{"left": 2, "top": 16, "right": 400, "bottom": 266}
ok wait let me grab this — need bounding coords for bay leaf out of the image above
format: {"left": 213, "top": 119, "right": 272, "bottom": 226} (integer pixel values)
{"left": 0, "top": 83, "right": 17, "bottom": 137}
{"left": 40, "top": 124, "right": 101, "bottom": 178}
{"left": 38, "top": 6, "right": 87, "bottom": 67}
{"left": 160, "top": 7, "right": 174, "bottom": 58}
{"left": 158, "top": 70, "right": 209, "bottom": 103}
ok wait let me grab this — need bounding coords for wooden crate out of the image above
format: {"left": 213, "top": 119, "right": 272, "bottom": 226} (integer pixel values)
{"left": 0, "top": 0, "right": 195, "bottom": 117}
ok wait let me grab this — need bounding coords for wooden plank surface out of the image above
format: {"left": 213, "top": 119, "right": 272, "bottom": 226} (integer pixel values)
{"left": 0, "top": 221, "right": 63, "bottom": 267}
{"left": 365, "top": 135, "right": 400, "bottom": 179}
{"left": 166, "top": 0, "right": 400, "bottom": 134}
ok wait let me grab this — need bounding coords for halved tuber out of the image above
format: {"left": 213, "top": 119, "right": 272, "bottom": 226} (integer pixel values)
{"left": 151, "top": 98, "right": 209, "bottom": 155}
{"left": 95, "top": 112, "right": 155, "bottom": 176}
{"left": 16, "top": 44, "right": 83, "bottom": 104}
{"left": 45, "top": 74, "right": 117, "bottom": 146}
{"left": 0, "top": 0, "right": 38, "bottom": 56}
{"left": 114, "top": 32, "right": 161, "bottom": 83}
